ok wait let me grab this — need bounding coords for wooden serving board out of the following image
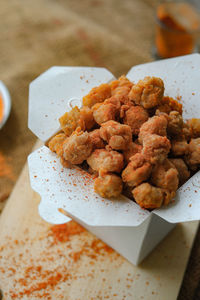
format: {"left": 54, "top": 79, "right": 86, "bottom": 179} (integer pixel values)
{"left": 0, "top": 141, "right": 199, "bottom": 300}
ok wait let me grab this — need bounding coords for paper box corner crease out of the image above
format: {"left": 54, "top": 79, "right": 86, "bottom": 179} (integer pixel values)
{"left": 28, "top": 54, "right": 200, "bottom": 265}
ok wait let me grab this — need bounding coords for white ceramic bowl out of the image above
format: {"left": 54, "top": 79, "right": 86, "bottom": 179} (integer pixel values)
{"left": 0, "top": 81, "right": 11, "bottom": 129}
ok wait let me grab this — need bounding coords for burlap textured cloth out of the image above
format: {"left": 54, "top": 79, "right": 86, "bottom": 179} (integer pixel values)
{"left": 0, "top": 0, "right": 199, "bottom": 298}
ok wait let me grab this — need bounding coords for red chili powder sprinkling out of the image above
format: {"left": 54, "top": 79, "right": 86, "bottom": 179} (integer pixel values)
{"left": 91, "top": 240, "right": 113, "bottom": 254}
{"left": 22, "top": 273, "right": 63, "bottom": 296}
{"left": 8, "top": 267, "right": 16, "bottom": 274}
{"left": 176, "top": 95, "right": 182, "bottom": 101}
{"left": 49, "top": 221, "right": 85, "bottom": 243}
{"left": 73, "top": 168, "right": 97, "bottom": 189}
{"left": 1, "top": 221, "right": 116, "bottom": 299}
{"left": 76, "top": 168, "right": 95, "bottom": 182}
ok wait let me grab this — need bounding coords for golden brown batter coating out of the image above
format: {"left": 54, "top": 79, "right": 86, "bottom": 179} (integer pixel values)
{"left": 110, "top": 75, "right": 133, "bottom": 92}
{"left": 82, "top": 83, "right": 111, "bottom": 107}
{"left": 162, "top": 189, "right": 176, "bottom": 206}
{"left": 48, "top": 133, "right": 66, "bottom": 156}
{"left": 59, "top": 106, "right": 81, "bottom": 136}
{"left": 62, "top": 130, "right": 93, "bottom": 164}
{"left": 167, "top": 111, "right": 183, "bottom": 136}
{"left": 105, "top": 96, "right": 121, "bottom": 107}
{"left": 169, "top": 158, "right": 190, "bottom": 186}
{"left": 100, "top": 120, "right": 132, "bottom": 150}
{"left": 151, "top": 159, "right": 179, "bottom": 191}
{"left": 128, "top": 76, "right": 164, "bottom": 109}
{"left": 87, "top": 149, "right": 124, "bottom": 173}
{"left": 157, "top": 96, "right": 183, "bottom": 115}
{"left": 89, "top": 129, "right": 105, "bottom": 149}
{"left": 123, "top": 142, "right": 142, "bottom": 163}
{"left": 79, "top": 106, "right": 95, "bottom": 130}
{"left": 110, "top": 76, "right": 133, "bottom": 103}
{"left": 142, "top": 134, "right": 171, "bottom": 164}
{"left": 181, "top": 122, "right": 192, "bottom": 141}
{"left": 185, "top": 138, "right": 200, "bottom": 170}
{"left": 122, "top": 153, "right": 152, "bottom": 187}
{"left": 171, "top": 139, "right": 189, "bottom": 156}
{"left": 187, "top": 118, "right": 200, "bottom": 138}
{"left": 92, "top": 96, "right": 121, "bottom": 125}
{"left": 138, "top": 115, "right": 167, "bottom": 144}
{"left": 94, "top": 170, "right": 123, "bottom": 198}
{"left": 59, "top": 106, "right": 95, "bottom": 136}
{"left": 132, "top": 183, "right": 164, "bottom": 209}
{"left": 123, "top": 105, "right": 149, "bottom": 135}
{"left": 92, "top": 102, "right": 118, "bottom": 125}
{"left": 120, "top": 103, "right": 133, "bottom": 118}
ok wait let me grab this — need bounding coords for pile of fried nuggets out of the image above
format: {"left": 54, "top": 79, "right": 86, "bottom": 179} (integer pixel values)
{"left": 49, "top": 76, "right": 200, "bottom": 209}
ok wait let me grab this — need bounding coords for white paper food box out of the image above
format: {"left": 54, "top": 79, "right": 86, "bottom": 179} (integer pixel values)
{"left": 28, "top": 54, "right": 200, "bottom": 265}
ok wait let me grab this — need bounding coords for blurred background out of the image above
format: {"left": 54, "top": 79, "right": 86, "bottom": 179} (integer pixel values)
{"left": 0, "top": 0, "right": 200, "bottom": 299}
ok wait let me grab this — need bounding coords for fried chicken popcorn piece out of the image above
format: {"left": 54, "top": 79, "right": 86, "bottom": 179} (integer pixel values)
{"left": 92, "top": 95, "right": 122, "bottom": 125}
{"left": 89, "top": 129, "right": 105, "bottom": 149}
{"left": 123, "top": 106, "right": 149, "bottom": 135}
{"left": 162, "top": 189, "right": 176, "bottom": 206}
{"left": 169, "top": 158, "right": 190, "bottom": 186}
{"left": 100, "top": 120, "right": 132, "bottom": 151}
{"left": 92, "top": 102, "right": 116, "bottom": 125}
{"left": 132, "top": 183, "right": 164, "bottom": 209}
{"left": 110, "top": 76, "right": 133, "bottom": 103}
{"left": 92, "top": 103, "right": 117, "bottom": 125}
{"left": 122, "top": 153, "right": 152, "bottom": 187}
{"left": 185, "top": 138, "right": 200, "bottom": 170}
{"left": 120, "top": 103, "right": 133, "bottom": 118}
{"left": 157, "top": 96, "right": 183, "bottom": 115}
{"left": 187, "top": 118, "right": 200, "bottom": 138}
{"left": 123, "top": 142, "right": 142, "bottom": 163}
{"left": 138, "top": 115, "right": 167, "bottom": 144}
{"left": 94, "top": 170, "right": 123, "bottom": 198}
{"left": 110, "top": 75, "right": 133, "bottom": 92}
{"left": 59, "top": 106, "right": 81, "bottom": 136}
{"left": 128, "top": 76, "right": 164, "bottom": 109}
{"left": 79, "top": 106, "right": 95, "bottom": 130}
{"left": 151, "top": 159, "right": 179, "bottom": 191}
{"left": 105, "top": 96, "right": 121, "bottom": 109}
{"left": 62, "top": 130, "right": 93, "bottom": 164}
{"left": 59, "top": 106, "right": 95, "bottom": 136}
{"left": 171, "top": 139, "right": 189, "bottom": 156}
{"left": 182, "top": 122, "right": 192, "bottom": 141}
{"left": 48, "top": 133, "right": 66, "bottom": 156}
{"left": 87, "top": 149, "right": 124, "bottom": 173}
{"left": 155, "top": 109, "right": 168, "bottom": 118}
{"left": 155, "top": 110, "right": 183, "bottom": 137}
{"left": 167, "top": 111, "right": 183, "bottom": 136}
{"left": 142, "top": 134, "right": 171, "bottom": 164}
{"left": 82, "top": 83, "right": 111, "bottom": 107}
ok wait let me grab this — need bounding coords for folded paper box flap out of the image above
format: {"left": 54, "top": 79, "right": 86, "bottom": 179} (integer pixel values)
{"left": 28, "top": 146, "right": 150, "bottom": 226}
{"left": 28, "top": 54, "right": 200, "bottom": 226}
{"left": 28, "top": 67, "right": 115, "bottom": 142}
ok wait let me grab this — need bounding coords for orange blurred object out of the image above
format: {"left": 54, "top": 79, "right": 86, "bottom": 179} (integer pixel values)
{"left": 156, "top": 2, "right": 200, "bottom": 58}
